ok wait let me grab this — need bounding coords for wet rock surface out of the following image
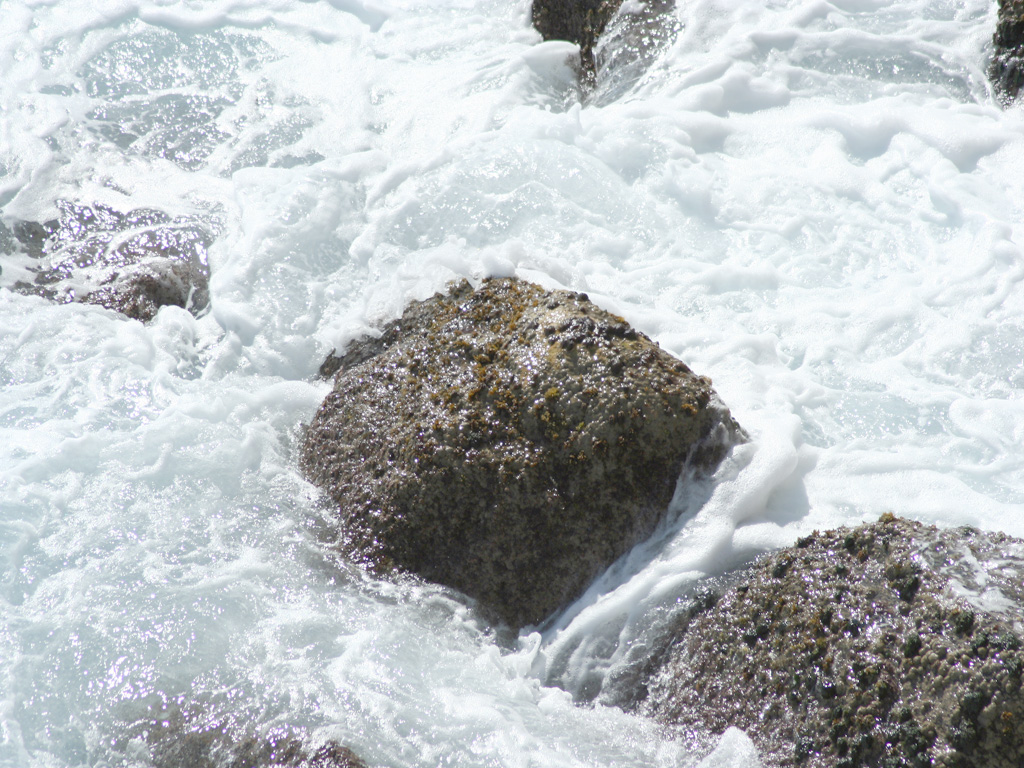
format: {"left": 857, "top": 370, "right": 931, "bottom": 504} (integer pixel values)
{"left": 531, "top": 0, "right": 679, "bottom": 96}
{"left": 531, "top": 0, "right": 624, "bottom": 86}
{"left": 122, "top": 702, "right": 366, "bottom": 768}
{"left": 1, "top": 201, "right": 214, "bottom": 322}
{"left": 636, "top": 515, "right": 1024, "bottom": 768}
{"left": 302, "top": 276, "right": 742, "bottom": 629}
{"left": 991, "top": 0, "right": 1024, "bottom": 104}
{"left": 149, "top": 733, "right": 365, "bottom": 768}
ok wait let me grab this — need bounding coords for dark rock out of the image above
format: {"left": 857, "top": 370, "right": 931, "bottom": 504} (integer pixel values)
{"left": 2, "top": 200, "right": 214, "bottom": 322}
{"left": 152, "top": 734, "right": 366, "bottom": 768}
{"left": 635, "top": 514, "right": 1024, "bottom": 768}
{"left": 531, "top": 0, "right": 679, "bottom": 96}
{"left": 127, "top": 703, "right": 366, "bottom": 768}
{"left": 532, "top": 0, "right": 624, "bottom": 87}
{"left": 530, "top": 0, "right": 652, "bottom": 89}
{"left": 990, "top": 0, "right": 1024, "bottom": 104}
{"left": 302, "top": 276, "right": 743, "bottom": 629}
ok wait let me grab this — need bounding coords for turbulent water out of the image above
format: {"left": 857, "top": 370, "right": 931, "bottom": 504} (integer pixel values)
{"left": 1, "top": 0, "right": 1023, "bottom": 765}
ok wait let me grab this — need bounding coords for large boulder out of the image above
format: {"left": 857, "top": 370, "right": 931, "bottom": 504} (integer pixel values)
{"left": 1, "top": 201, "right": 212, "bottom": 322}
{"left": 990, "top": 0, "right": 1024, "bottom": 104}
{"left": 635, "top": 515, "right": 1024, "bottom": 768}
{"left": 302, "top": 277, "right": 742, "bottom": 629}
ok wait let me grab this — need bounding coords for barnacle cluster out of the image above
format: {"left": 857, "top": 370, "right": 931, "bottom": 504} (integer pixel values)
{"left": 640, "top": 515, "right": 1024, "bottom": 768}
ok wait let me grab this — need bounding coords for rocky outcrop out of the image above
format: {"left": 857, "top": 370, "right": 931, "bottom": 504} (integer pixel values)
{"left": 635, "top": 515, "right": 1024, "bottom": 768}
{"left": 991, "top": 0, "right": 1024, "bottom": 104}
{"left": 1, "top": 201, "right": 213, "bottom": 322}
{"left": 303, "top": 277, "right": 742, "bottom": 629}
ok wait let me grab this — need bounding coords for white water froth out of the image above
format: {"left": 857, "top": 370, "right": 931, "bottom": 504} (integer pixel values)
{"left": 2, "top": 0, "right": 1024, "bottom": 765}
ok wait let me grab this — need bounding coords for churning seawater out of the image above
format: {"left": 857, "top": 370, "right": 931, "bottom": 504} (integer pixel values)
{"left": 1, "top": 0, "right": 1023, "bottom": 765}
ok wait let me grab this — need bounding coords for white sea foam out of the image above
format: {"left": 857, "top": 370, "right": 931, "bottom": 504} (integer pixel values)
{"left": 2, "top": 0, "right": 1024, "bottom": 765}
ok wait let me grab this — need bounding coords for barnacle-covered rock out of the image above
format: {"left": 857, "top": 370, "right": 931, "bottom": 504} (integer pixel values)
{"left": 302, "top": 276, "right": 743, "bottom": 629}
{"left": 1, "top": 201, "right": 213, "bottom": 322}
{"left": 637, "top": 515, "right": 1024, "bottom": 768}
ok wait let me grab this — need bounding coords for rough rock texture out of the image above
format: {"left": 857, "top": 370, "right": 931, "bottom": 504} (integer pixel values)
{"left": 991, "top": 0, "right": 1024, "bottom": 104}
{"left": 637, "top": 514, "right": 1024, "bottom": 768}
{"left": 1, "top": 201, "right": 213, "bottom": 322}
{"left": 302, "top": 277, "right": 742, "bottom": 629}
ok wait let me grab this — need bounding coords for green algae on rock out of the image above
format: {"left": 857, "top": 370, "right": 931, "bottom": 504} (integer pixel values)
{"left": 302, "top": 277, "right": 743, "bottom": 629}
{"left": 637, "top": 515, "right": 1024, "bottom": 768}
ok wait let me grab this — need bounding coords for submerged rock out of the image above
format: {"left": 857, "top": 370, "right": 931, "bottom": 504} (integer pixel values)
{"left": 636, "top": 515, "right": 1024, "bottom": 768}
{"left": 150, "top": 733, "right": 365, "bottom": 768}
{"left": 2, "top": 200, "right": 213, "bottom": 322}
{"left": 302, "top": 277, "right": 742, "bottom": 629}
{"left": 124, "top": 702, "right": 366, "bottom": 768}
{"left": 990, "top": 0, "right": 1024, "bottom": 104}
